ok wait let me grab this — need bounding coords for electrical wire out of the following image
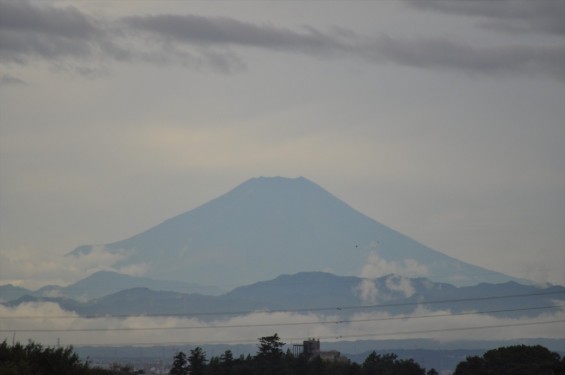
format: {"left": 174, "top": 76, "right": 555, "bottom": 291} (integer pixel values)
{"left": 55, "top": 319, "right": 565, "bottom": 347}
{"left": 2, "top": 304, "right": 563, "bottom": 333}
{"left": 325, "top": 319, "right": 565, "bottom": 341}
{"left": 2, "top": 290, "right": 563, "bottom": 320}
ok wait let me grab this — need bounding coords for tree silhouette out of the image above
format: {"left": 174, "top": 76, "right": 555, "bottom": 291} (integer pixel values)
{"left": 256, "top": 333, "right": 286, "bottom": 361}
{"left": 188, "top": 347, "right": 207, "bottom": 375}
{"left": 453, "top": 345, "right": 563, "bottom": 375}
{"left": 169, "top": 351, "right": 188, "bottom": 375}
{"left": 255, "top": 333, "right": 286, "bottom": 375}
{"left": 362, "top": 351, "right": 426, "bottom": 375}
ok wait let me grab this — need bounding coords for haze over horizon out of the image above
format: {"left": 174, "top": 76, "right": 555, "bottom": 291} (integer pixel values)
{"left": 1, "top": 0, "right": 564, "bottom": 290}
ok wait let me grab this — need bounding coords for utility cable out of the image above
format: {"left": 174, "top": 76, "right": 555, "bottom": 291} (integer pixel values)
{"left": 2, "top": 290, "right": 563, "bottom": 320}
{"left": 57, "top": 319, "right": 565, "bottom": 347}
{"left": 3, "top": 304, "right": 563, "bottom": 333}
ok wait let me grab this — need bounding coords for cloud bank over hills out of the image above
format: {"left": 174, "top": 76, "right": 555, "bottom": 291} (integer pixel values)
{"left": 2, "top": 271, "right": 564, "bottom": 347}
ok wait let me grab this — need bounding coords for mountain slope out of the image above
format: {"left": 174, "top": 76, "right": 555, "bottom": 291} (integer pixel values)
{"left": 0, "top": 284, "right": 31, "bottom": 302}
{"left": 61, "top": 270, "right": 224, "bottom": 300}
{"left": 68, "top": 176, "right": 521, "bottom": 287}
{"left": 0, "top": 272, "right": 223, "bottom": 303}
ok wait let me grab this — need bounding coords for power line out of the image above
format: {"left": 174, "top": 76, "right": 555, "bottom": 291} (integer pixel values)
{"left": 48, "top": 319, "right": 565, "bottom": 347}
{"left": 3, "top": 304, "right": 563, "bottom": 333}
{"left": 326, "top": 319, "right": 565, "bottom": 341}
{"left": 2, "top": 290, "right": 563, "bottom": 320}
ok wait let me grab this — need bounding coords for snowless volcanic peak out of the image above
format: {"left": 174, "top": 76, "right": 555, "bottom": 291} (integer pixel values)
{"left": 68, "top": 176, "right": 519, "bottom": 288}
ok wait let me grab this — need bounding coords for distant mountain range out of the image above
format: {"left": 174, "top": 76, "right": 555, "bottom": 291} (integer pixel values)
{"left": 66, "top": 176, "right": 523, "bottom": 287}
{"left": 0, "top": 270, "right": 224, "bottom": 302}
{"left": 3, "top": 271, "right": 563, "bottom": 319}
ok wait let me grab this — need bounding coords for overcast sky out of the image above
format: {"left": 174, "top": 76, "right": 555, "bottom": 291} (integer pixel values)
{"left": 0, "top": 0, "right": 564, "bottom": 289}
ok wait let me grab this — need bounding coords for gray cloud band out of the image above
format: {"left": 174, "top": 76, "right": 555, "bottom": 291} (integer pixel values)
{"left": 1, "top": 0, "right": 563, "bottom": 81}
{"left": 403, "top": 0, "right": 565, "bottom": 36}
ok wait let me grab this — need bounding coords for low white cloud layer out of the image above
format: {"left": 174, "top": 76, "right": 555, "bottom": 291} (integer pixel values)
{"left": 1, "top": 302, "right": 563, "bottom": 348}
{"left": 360, "top": 251, "right": 430, "bottom": 280}
{"left": 356, "top": 252, "right": 428, "bottom": 304}
{"left": 385, "top": 276, "right": 416, "bottom": 299}
{"left": 0, "top": 246, "right": 146, "bottom": 289}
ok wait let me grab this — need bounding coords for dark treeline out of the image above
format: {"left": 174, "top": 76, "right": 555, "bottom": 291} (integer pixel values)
{"left": 169, "top": 334, "right": 435, "bottom": 375}
{"left": 2, "top": 335, "right": 565, "bottom": 375}
{"left": 0, "top": 340, "right": 140, "bottom": 375}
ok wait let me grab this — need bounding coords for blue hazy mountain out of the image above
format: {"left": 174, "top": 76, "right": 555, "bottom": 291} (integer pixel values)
{"left": 52, "top": 270, "right": 224, "bottom": 300}
{"left": 5, "top": 272, "right": 563, "bottom": 319}
{"left": 0, "top": 284, "right": 31, "bottom": 302}
{"left": 67, "top": 176, "right": 522, "bottom": 287}
{"left": 0, "top": 271, "right": 223, "bottom": 302}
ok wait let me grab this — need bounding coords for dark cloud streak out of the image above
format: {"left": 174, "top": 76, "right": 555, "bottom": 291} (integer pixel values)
{"left": 404, "top": 0, "right": 565, "bottom": 36}
{"left": 1, "top": 0, "right": 563, "bottom": 81}
{"left": 363, "top": 35, "right": 565, "bottom": 80}
{"left": 0, "top": 0, "right": 98, "bottom": 37}
{"left": 124, "top": 12, "right": 565, "bottom": 80}
{"left": 0, "top": 73, "right": 26, "bottom": 86}
{"left": 0, "top": 0, "right": 135, "bottom": 81}
{"left": 0, "top": 0, "right": 106, "bottom": 63}
{"left": 124, "top": 14, "right": 342, "bottom": 56}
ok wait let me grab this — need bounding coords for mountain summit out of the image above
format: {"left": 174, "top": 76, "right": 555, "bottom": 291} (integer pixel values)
{"left": 68, "top": 176, "right": 518, "bottom": 287}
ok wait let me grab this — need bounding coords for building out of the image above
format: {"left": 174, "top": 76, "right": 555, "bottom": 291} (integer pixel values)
{"left": 292, "top": 339, "right": 348, "bottom": 363}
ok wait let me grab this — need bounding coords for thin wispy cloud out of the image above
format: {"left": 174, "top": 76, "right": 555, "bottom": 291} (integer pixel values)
{"left": 123, "top": 14, "right": 343, "bottom": 54}
{"left": 2, "top": 302, "right": 564, "bottom": 347}
{"left": 0, "top": 73, "right": 26, "bottom": 86}
{"left": 0, "top": 246, "right": 146, "bottom": 290}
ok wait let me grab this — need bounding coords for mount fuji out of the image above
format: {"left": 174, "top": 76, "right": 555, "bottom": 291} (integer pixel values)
{"left": 67, "top": 176, "right": 521, "bottom": 288}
